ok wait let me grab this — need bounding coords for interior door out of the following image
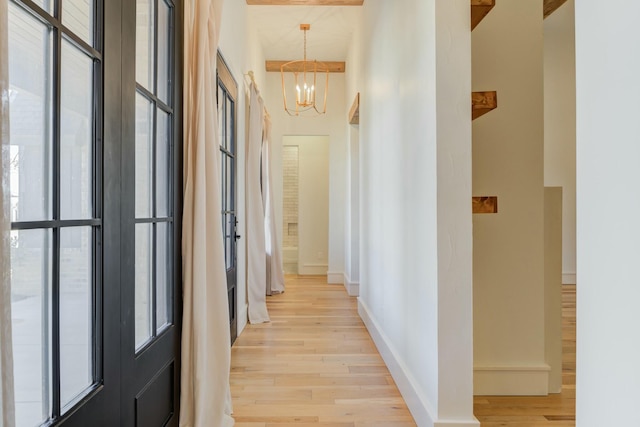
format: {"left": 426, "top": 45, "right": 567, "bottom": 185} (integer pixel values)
{"left": 216, "top": 53, "right": 238, "bottom": 344}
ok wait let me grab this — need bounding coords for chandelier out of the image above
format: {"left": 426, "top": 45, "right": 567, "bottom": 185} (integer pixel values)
{"left": 281, "top": 24, "right": 329, "bottom": 116}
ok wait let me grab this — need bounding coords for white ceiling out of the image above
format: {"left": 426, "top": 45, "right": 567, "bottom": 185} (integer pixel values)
{"left": 247, "top": 6, "right": 361, "bottom": 62}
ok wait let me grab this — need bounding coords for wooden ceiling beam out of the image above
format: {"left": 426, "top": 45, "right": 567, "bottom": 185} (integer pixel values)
{"left": 266, "top": 60, "right": 346, "bottom": 73}
{"left": 544, "top": 0, "right": 569, "bottom": 18}
{"left": 247, "top": 0, "right": 363, "bottom": 5}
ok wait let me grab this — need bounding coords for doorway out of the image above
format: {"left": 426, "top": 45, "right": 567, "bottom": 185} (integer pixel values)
{"left": 282, "top": 136, "right": 329, "bottom": 276}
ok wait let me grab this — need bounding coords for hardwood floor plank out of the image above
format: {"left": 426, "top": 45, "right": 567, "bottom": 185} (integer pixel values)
{"left": 230, "top": 276, "right": 576, "bottom": 426}
{"left": 230, "top": 275, "right": 417, "bottom": 426}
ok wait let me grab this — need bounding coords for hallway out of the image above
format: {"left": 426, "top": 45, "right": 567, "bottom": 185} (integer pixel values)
{"left": 230, "top": 276, "right": 417, "bottom": 426}
{"left": 230, "top": 277, "right": 576, "bottom": 426}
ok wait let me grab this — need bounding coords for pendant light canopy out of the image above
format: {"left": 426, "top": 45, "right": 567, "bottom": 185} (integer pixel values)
{"left": 281, "top": 24, "right": 329, "bottom": 116}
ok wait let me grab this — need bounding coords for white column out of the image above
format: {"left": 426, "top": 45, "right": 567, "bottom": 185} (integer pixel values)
{"left": 356, "top": 0, "right": 477, "bottom": 424}
{"left": 472, "top": 0, "right": 548, "bottom": 395}
{"left": 575, "top": 1, "right": 640, "bottom": 425}
{"left": 435, "top": 0, "right": 476, "bottom": 421}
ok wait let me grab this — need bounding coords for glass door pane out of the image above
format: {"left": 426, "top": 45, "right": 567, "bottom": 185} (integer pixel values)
{"left": 10, "top": 229, "right": 52, "bottom": 427}
{"left": 60, "top": 39, "right": 93, "bottom": 220}
{"left": 8, "top": 2, "right": 53, "bottom": 222}
{"left": 62, "top": 0, "right": 94, "bottom": 45}
{"left": 135, "top": 223, "right": 153, "bottom": 349}
{"left": 59, "top": 226, "right": 93, "bottom": 409}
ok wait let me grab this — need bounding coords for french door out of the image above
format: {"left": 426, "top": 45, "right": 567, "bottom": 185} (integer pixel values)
{"left": 216, "top": 53, "right": 238, "bottom": 345}
{"left": 7, "top": 0, "right": 182, "bottom": 425}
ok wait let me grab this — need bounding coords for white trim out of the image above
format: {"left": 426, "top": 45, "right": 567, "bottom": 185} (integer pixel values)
{"left": 358, "top": 300, "right": 480, "bottom": 427}
{"left": 327, "top": 271, "right": 344, "bottom": 284}
{"left": 299, "top": 263, "right": 329, "bottom": 276}
{"left": 474, "top": 365, "right": 550, "bottom": 396}
{"left": 562, "top": 272, "right": 576, "bottom": 285}
{"left": 343, "top": 273, "right": 359, "bottom": 296}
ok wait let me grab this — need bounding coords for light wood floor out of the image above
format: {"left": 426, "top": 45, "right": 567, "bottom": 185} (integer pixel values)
{"left": 230, "top": 275, "right": 417, "bottom": 427}
{"left": 473, "top": 285, "right": 576, "bottom": 427}
{"left": 230, "top": 277, "right": 576, "bottom": 427}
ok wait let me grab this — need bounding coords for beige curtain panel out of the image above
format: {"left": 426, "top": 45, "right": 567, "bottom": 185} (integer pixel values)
{"left": 261, "top": 115, "right": 285, "bottom": 295}
{"left": 246, "top": 83, "right": 270, "bottom": 324}
{"left": 180, "top": 0, "right": 234, "bottom": 425}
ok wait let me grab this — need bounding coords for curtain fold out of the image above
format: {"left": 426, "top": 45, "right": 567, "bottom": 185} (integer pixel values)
{"left": 262, "top": 115, "right": 285, "bottom": 294}
{"left": 246, "top": 83, "right": 269, "bottom": 324}
{"left": 0, "top": 0, "right": 16, "bottom": 424}
{"left": 180, "top": 0, "right": 234, "bottom": 425}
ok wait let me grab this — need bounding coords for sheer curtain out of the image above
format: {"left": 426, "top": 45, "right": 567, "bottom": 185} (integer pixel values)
{"left": 0, "top": 0, "right": 16, "bottom": 425}
{"left": 262, "top": 115, "right": 285, "bottom": 294}
{"left": 246, "top": 83, "right": 269, "bottom": 323}
{"left": 180, "top": 0, "right": 234, "bottom": 426}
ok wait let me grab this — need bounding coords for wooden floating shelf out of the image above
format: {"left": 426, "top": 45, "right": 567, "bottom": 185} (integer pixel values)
{"left": 544, "top": 0, "right": 568, "bottom": 18}
{"left": 471, "top": 0, "right": 495, "bottom": 31}
{"left": 472, "top": 91, "right": 498, "bottom": 120}
{"left": 473, "top": 196, "right": 498, "bottom": 214}
{"left": 349, "top": 93, "right": 360, "bottom": 125}
{"left": 265, "top": 60, "right": 346, "bottom": 73}
{"left": 247, "top": 0, "right": 363, "bottom": 4}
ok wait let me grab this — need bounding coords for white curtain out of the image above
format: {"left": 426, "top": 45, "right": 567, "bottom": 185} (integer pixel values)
{"left": 262, "top": 115, "right": 285, "bottom": 294}
{"left": 246, "top": 83, "right": 269, "bottom": 323}
{"left": 180, "top": 0, "right": 234, "bottom": 426}
{"left": 0, "top": 0, "right": 15, "bottom": 425}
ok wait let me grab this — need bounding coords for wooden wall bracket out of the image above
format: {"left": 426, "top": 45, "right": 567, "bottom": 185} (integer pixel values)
{"left": 472, "top": 91, "right": 498, "bottom": 120}
{"left": 471, "top": 0, "right": 495, "bottom": 30}
{"left": 349, "top": 93, "right": 360, "bottom": 125}
{"left": 473, "top": 196, "right": 498, "bottom": 214}
{"left": 544, "top": 0, "right": 569, "bottom": 19}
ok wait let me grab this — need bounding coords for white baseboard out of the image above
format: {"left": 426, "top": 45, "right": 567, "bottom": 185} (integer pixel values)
{"left": 358, "top": 300, "right": 479, "bottom": 427}
{"left": 562, "top": 272, "right": 576, "bottom": 285}
{"left": 327, "top": 271, "right": 344, "bottom": 285}
{"left": 474, "top": 365, "right": 550, "bottom": 396}
{"left": 299, "top": 263, "right": 329, "bottom": 276}
{"left": 433, "top": 422, "right": 481, "bottom": 427}
{"left": 237, "top": 303, "right": 248, "bottom": 336}
{"left": 343, "top": 273, "right": 359, "bottom": 296}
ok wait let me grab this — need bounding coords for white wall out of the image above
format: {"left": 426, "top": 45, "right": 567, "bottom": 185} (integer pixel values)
{"left": 283, "top": 136, "right": 330, "bottom": 275}
{"left": 218, "top": 1, "right": 266, "bottom": 336}
{"left": 264, "top": 72, "right": 347, "bottom": 285}
{"left": 472, "top": 0, "right": 549, "bottom": 395}
{"left": 575, "top": 2, "right": 640, "bottom": 425}
{"left": 348, "top": 1, "right": 477, "bottom": 425}
{"left": 544, "top": 0, "right": 576, "bottom": 285}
